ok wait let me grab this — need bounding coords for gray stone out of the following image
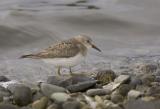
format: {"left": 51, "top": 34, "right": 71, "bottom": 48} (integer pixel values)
{"left": 0, "top": 86, "right": 11, "bottom": 97}
{"left": 13, "top": 85, "right": 32, "bottom": 106}
{"left": 32, "top": 97, "right": 48, "bottom": 109}
{"left": 59, "top": 75, "right": 94, "bottom": 88}
{"left": 141, "top": 74, "right": 155, "bottom": 86}
{"left": 33, "top": 91, "right": 44, "bottom": 101}
{"left": 103, "top": 82, "right": 121, "bottom": 93}
{"left": 128, "top": 90, "right": 142, "bottom": 100}
{"left": 146, "top": 86, "right": 160, "bottom": 97}
{"left": 0, "top": 103, "right": 19, "bottom": 109}
{"left": 118, "top": 84, "right": 131, "bottom": 96}
{"left": 40, "top": 83, "right": 66, "bottom": 97}
{"left": 47, "top": 103, "right": 59, "bottom": 109}
{"left": 67, "top": 81, "right": 96, "bottom": 93}
{"left": 51, "top": 92, "right": 70, "bottom": 102}
{"left": 62, "top": 101, "right": 81, "bottom": 109}
{"left": 130, "top": 77, "right": 142, "bottom": 88}
{"left": 114, "top": 75, "right": 130, "bottom": 84}
{"left": 86, "top": 88, "right": 110, "bottom": 96}
{"left": 111, "top": 91, "right": 124, "bottom": 103}
{"left": 47, "top": 76, "right": 65, "bottom": 86}
{"left": 0, "top": 76, "right": 10, "bottom": 82}
{"left": 104, "top": 100, "right": 122, "bottom": 109}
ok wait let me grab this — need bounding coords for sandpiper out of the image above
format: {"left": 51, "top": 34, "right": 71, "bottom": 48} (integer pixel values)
{"left": 20, "top": 35, "right": 101, "bottom": 75}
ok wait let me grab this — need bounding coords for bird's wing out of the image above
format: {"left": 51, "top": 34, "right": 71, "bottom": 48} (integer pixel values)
{"left": 32, "top": 40, "right": 80, "bottom": 58}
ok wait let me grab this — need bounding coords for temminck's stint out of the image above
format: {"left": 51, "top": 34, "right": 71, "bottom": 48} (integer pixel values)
{"left": 21, "top": 35, "right": 101, "bottom": 75}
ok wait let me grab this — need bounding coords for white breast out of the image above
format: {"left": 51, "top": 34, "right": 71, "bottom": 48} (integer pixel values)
{"left": 42, "top": 53, "right": 85, "bottom": 67}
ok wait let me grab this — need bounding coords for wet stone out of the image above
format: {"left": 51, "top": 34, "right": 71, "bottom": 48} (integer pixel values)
{"left": 86, "top": 88, "right": 110, "bottom": 96}
{"left": 62, "top": 101, "right": 81, "bottom": 109}
{"left": 118, "top": 84, "right": 131, "bottom": 96}
{"left": 114, "top": 75, "right": 130, "bottom": 84}
{"left": 47, "top": 76, "right": 65, "bottom": 86}
{"left": 0, "top": 103, "right": 19, "bottom": 109}
{"left": 141, "top": 74, "right": 155, "bottom": 86}
{"left": 128, "top": 90, "right": 142, "bottom": 100}
{"left": 0, "top": 76, "right": 10, "bottom": 82}
{"left": 67, "top": 80, "right": 97, "bottom": 93}
{"left": 40, "top": 83, "right": 66, "bottom": 97}
{"left": 130, "top": 77, "right": 142, "bottom": 89}
{"left": 51, "top": 92, "right": 70, "bottom": 102}
{"left": 13, "top": 85, "right": 32, "bottom": 106}
{"left": 32, "top": 97, "right": 48, "bottom": 109}
{"left": 111, "top": 91, "right": 124, "bottom": 103}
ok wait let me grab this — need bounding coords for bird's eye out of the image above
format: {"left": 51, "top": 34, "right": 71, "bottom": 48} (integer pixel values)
{"left": 87, "top": 40, "right": 90, "bottom": 43}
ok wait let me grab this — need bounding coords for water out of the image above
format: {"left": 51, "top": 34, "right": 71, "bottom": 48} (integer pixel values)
{"left": 0, "top": 0, "right": 160, "bottom": 82}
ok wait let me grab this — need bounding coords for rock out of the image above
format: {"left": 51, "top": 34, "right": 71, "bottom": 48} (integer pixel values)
{"left": 59, "top": 75, "right": 94, "bottom": 88}
{"left": 0, "top": 86, "right": 11, "bottom": 97}
{"left": 67, "top": 81, "right": 96, "bottom": 93}
{"left": 114, "top": 75, "right": 130, "bottom": 84}
{"left": 111, "top": 91, "right": 124, "bottom": 103}
{"left": 128, "top": 90, "right": 142, "bottom": 100}
{"left": 130, "top": 77, "right": 142, "bottom": 89}
{"left": 155, "top": 76, "right": 160, "bottom": 82}
{"left": 47, "top": 76, "right": 65, "bottom": 86}
{"left": 21, "top": 107, "right": 33, "bottom": 109}
{"left": 141, "top": 74, "right": 155, "bottom": 86}
{"left": 51, "top": 92, "right": 70, "bottom": 102}
{"left": 136, "top": 85, "right": 149, "bottom": 93}
{"left": 141, "top": 96, "right": 156, "bottom": 102}
{"left": 0, "top": 76, "right": 10, "bottom": 82}
{"left": 62, "top": 101, "right": 81, "bottom": 109}
{"left": 86, "top": 88, "right": 110, "bottom": 96}
{"left": 40, "top": 83, "right": 66, "bottom": 97}
{"left": 104, "top": 100, "right": 122, "bottom": 109}
{"left": 118, "top": 84, "right": 131, "bottom": 96}
{"left": 0, "top": 103, "right": 19, "bottom": 109}
{"left": 7, "top": 83, "right": 26, "bottom": 93}
{"left": 47, "top": 103, "right": 59, "bottom": 109}
{"left": 137, "top": 63, "right": 157, "bottom": 73}
{"left": 146, "top": 86, "right": 160, "bottom": 97}
{"left": 33, "top": 91, "right": 44, "bottom": 101}
{"left": 13, "top": 85, "right": 32, "bottom": 106}
{"left": 125, "top": 99, "right": 160, "bottom": 109}
{"left": 103, "top": 82, "right": 121, "bottom": 93}
{"left": 95, "top": 70, "right": 116, "bottom": 85}
{"left": 32, "top": 97, "right": 48, "bottom": 109}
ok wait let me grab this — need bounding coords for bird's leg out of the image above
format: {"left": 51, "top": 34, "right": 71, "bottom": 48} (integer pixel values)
{"left": 69, "top": 67, "right": 73, "bottom": 75}
{"left": 57, "top": 66, "right": 61, "bottom": 76}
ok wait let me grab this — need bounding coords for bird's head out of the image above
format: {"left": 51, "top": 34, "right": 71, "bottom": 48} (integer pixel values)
{"left": 74, "top": 35, "right": 101, "bottom": 52}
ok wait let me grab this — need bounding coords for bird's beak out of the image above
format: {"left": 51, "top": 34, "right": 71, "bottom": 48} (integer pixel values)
{"left": 91, "top": 43, "right": 101, "bottom": 52}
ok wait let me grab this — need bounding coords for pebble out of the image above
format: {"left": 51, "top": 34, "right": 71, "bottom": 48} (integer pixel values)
{"left": 0, "top": 86, "right": 11, "bottom": 97}
{"left": 118, "top": 84, "right": 131, "bottom": 96}
{"left": 13, "top": 85, "right": 32, "bottom": 106}
{"left": 0, "top": 103, "right": 19, "bottom": 109}
{"left": 141, "top": 74, "right": 155, "bottom": 86}
{"left": 130, "top": 77, "right": 142, "bottom": 88}
{"left": 114, "top": 75, "right": 130, "bottom": 84}
{"left": 67, "top": 81, "right": 97, "bottom": 93}
{"left": 0, "top": 76, "right": 10, "bottom": 82}
{"left": 51, "top": 92, "right": 70, "bottom": 102}
{"left": 47, "top": 103, "right": 59, "bottom": 109}
{"left": 103, "top": 82, "right": 121, "bottom": 93}
{"left": 32, "top": 97, "right": 48, "bottom": 109}
{"left": 62, "top": 101, "right": 81, "bottom": 109}
{"left": 47, "top": 76, "right": 65, "bottom": 86}
{"left": 111, "top": 91, "right": 124, "bottom": 103}
{"left": 40, "top": 83, "right": 66, "bottom": 97}
{"left": 86, "top": 88, "right": 110, "bottom": 96}
{"left": 128, "top": 90, "right": 142, "bottom": 100}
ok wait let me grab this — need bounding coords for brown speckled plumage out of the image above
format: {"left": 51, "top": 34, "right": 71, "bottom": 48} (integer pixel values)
{"left": 21, "top": 38, "right": 87, "bottom": 59}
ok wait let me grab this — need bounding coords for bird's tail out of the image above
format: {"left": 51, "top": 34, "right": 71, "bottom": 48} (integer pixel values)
{"left": 20, "top": 54, "right": 36, "bottom": 58}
